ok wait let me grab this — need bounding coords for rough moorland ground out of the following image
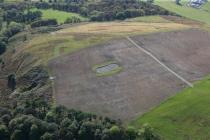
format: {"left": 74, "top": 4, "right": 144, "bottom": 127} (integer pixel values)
{"left": 49, "top": 38, "right": 184, "bottom": 121}
{"left": 49, "top": 29, "right": 210, "bottom": 121}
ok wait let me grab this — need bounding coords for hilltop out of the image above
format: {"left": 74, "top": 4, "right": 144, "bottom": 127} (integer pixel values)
{"left": 1, "top": 0, "right": 210, "bottom": 140}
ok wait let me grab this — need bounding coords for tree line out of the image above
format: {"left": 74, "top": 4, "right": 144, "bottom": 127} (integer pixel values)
{"left": 0, "top": 66, "right": 160, "bottom": 140}
{"left": 0, "top": 99, "right": 160, "bottom": 140}
{"left": 0, "top": 3, "right": 58, "bottom": 55}
{"left": 34, "top": 0, "right": 174, "bottom": 21}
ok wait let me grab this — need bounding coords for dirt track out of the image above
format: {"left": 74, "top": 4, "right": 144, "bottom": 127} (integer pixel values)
{"left": 49, "top": 29, "right": 210, "bottom": 121}
{"left": 131, "top": 29, "right": 210, "bottom": 82}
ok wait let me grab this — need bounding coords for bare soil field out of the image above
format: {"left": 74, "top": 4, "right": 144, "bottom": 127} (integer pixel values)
{"left": 49, "top": 29, "right": 210, "bottom": 121}
{"left": 131, "top": 29, "right": 210, "bottom": 82}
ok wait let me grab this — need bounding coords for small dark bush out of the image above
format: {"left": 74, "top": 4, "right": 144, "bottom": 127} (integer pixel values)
{"left": 7, "top": 74, "right": 16, "bottom": 91}
{"left": 31, "top": 19, "right": 58, "bottom": 28}
{"left": 64, "top": 16, "right": 81, "bottom": 24}
{"left": 2, "top": 22, "right": 24, "bottom": 39}
{"left": 0, "top": 41, "right": 6, "bottom": 55}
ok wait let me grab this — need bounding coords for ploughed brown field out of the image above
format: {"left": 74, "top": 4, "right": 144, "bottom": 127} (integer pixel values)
{"left": 49, "top": 29, "right": 210, "bottom": 121}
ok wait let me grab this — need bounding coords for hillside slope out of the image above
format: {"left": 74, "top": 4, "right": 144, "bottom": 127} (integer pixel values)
{"left": 131, "top": 76, "right": 210, "bottom": 140}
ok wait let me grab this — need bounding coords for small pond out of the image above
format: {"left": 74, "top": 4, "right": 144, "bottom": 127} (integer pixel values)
{"left": 96, "top": 63, "right": 120, "bottom": 74}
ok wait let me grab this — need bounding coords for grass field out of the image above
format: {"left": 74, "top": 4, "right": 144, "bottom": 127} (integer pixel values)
{"left": 131, "top": 76, "right": 210, "bottom": 140}
{"left": 31, "top": 8, "right": 88, "bottom": 24}
{"left": 155, "top": 1, "right": 210, "bottom": 25}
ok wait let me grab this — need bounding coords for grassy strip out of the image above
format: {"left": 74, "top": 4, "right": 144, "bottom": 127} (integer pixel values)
{"left": 92, "top": 61, "right": 122, "bottom": 77}
{"left": 131, "top": 76, "right": 210, "bottom": 140}
{"left": 62, "top": 22, "right": 190, "bottom": 36}
{"left": 125, "top": 16, "right": 171, "bottom": 23}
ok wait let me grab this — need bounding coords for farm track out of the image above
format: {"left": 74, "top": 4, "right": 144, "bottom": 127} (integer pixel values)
{"left": 126, "top": 36, "right": 194, "bottom": 88}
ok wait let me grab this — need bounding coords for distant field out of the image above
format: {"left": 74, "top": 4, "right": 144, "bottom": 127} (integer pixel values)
{"left": 131, "top": 76, "right": 210, "bottom": 140}
{"left": 202, "top": 2, "right": 210, "bottom": 12}
{"left": 4, "top": 0, "right": 22, "bottom": 2}
{"left": 126, "top": 16, "right": 171, "bottom": 23}
{"left": 31, "top": 8, "right": 88, "bottom": 24}
{"left": 155, "top": 1, "right": 210, "bottom": 25}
